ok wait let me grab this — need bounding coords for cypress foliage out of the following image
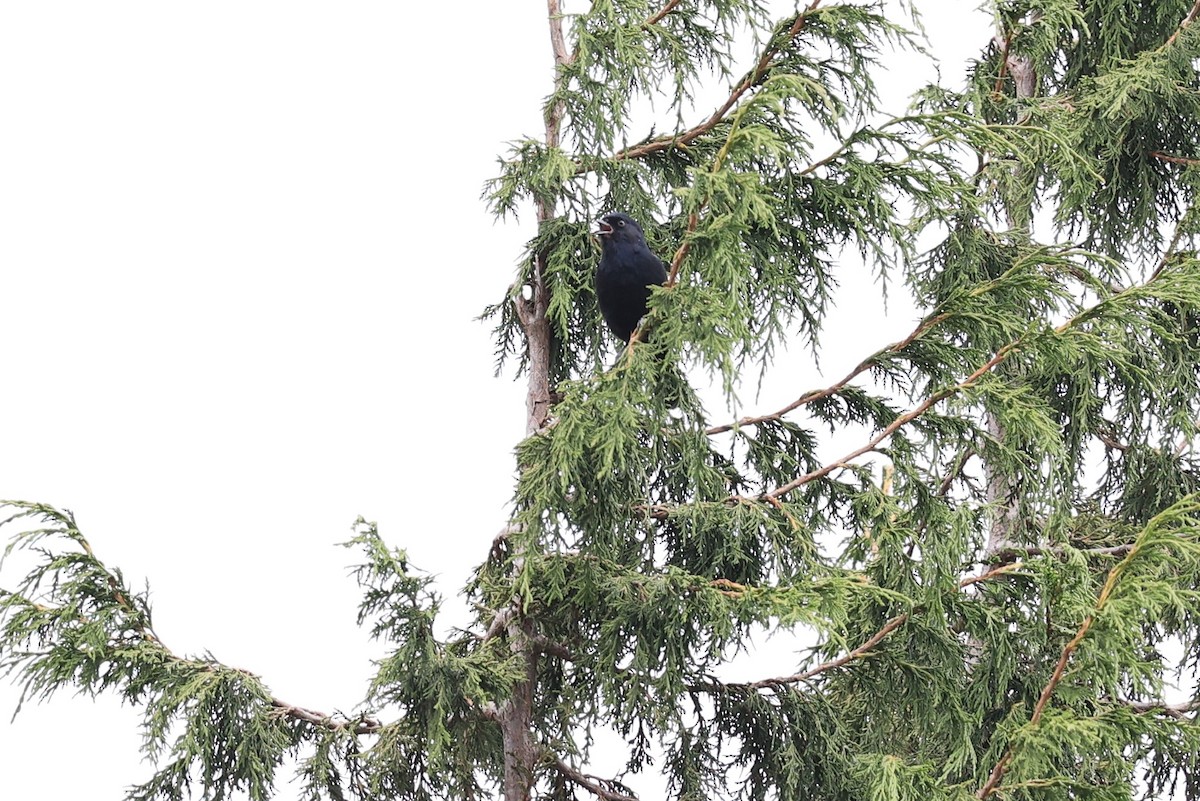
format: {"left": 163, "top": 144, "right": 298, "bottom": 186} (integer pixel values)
{"left": 5, "top": 2, "right": 1200, "bottom": 800}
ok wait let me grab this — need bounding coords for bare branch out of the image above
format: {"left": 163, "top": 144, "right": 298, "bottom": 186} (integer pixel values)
{"left": 740, "top": 613, "right": 910, "bottom": 690}
{"left": 698, "top": 559, "right": 1030, "bottom": 695}
{"left": 986, "top": 542, "right": 1134, "bottom": 568}
{"left": 483, "top": 607, "right": 515, "bottom": 642}
{"left": 531, "top": 635, "right": 575, "bottom": 661}
{"left": 270, "top": 698, "right": 381, "bottom": 735}
{"left": 706, "top": 313, "right": 949, "bottom": 435}
{"left": 1150, "top": 150, "right": 1200, "bottom": 167}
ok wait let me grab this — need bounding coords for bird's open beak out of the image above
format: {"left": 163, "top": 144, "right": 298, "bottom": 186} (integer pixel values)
{"left": 596, "top": 220, "right": 613, "bottom": 236}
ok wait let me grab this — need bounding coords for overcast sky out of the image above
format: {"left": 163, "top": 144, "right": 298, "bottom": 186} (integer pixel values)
{"left": 0, "top": 2, "right": 990, "bottom": 797}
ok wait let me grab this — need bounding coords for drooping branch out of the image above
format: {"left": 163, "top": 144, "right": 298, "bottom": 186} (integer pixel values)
{"left": 3, "top": 585, "right": 386, "bottom": 738}
{"left": 550, "top": 755, "right": 639, "bottom": 801}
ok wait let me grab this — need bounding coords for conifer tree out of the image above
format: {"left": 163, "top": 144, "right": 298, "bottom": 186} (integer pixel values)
{"left": 5, "top": 2, "right": 1200, "bottom": 800}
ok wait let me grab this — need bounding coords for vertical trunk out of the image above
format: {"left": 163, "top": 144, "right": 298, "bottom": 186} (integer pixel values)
{"left": 496, "top": 4, "right": 573, "bottom": 800}
{"left": 498, "top": 618, "right": 539, "bottom": 801}
{"left": 983, "top": 414, "right": 1018, "bottom": 554}
{"left": 520, "top": 251, "right": 556, "bottom": 434}
{"left": 983, "top": 28, "right": 1036, "bottom": 557}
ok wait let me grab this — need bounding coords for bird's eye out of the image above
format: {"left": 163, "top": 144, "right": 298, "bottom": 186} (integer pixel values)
{"left": 617, "top": 219, "right": 626, "bottom": 227}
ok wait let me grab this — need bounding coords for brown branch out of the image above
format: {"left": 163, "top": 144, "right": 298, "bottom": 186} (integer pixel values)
{"left": 1165, "top": 0, "right": 1200, "bottom": 48}
{"left": 991, "top": 30, "right": 1015, "bottom": 98}
{"left": 270, "top": 698, "right": 381, "bottom": 735}
{"left": 937, "top": 448, "right": 975, "bottom": 496}
{"left": 710, "top": 577, "right": 747, "bottom": 597}
{"left": 1122, "top": 698, "right": 1200, "bottom": 719}
{"left": 958, "top": 560, "right": 1026, "bottom": 590}
{"left": 1150, "top": 211, "right": 1190, "bottom": 282}
{"left": 706, "top": 313, "right": 950, "bottom": 435}
{"left": 551, "top": 757, "right": 639, "bottom": 801}
{"left": 765, "top": 342, "right": 1019, "bottom": 499}
{"left": 1094, "top": 427, "right": 1129, "bottom": 452}
{"left": 645, "top": 0, "right": 684, "bottom": 27}
{"left": 753, "top": 268, "right": 1142, "bottom": 501}
{"left": 976, "top": 531, "right": 1146, "bottom": 799}
{"left": 696, "top": 546, "right": 1036, "bottom": 695}
{"left": 531, "top": 635, "right": 575, "bottom": 661}
{"left": 665, "top": 212, "right": 699, "bottom": 287}
{"left": 605, "top": 1, "right": 823, "bottom": 166}
{"left": 986, "top": 542, "right": 1134, "bottom": 568}
{"left": 1150, "top": 150, "right": 1200, "bottom": 167}
{"left": 742, "top": 613, "right": 910, "bottom": 690}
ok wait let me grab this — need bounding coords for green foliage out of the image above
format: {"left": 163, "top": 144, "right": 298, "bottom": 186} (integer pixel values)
{"left": 6, "top": 1, "right": 1200, "bottom": 800}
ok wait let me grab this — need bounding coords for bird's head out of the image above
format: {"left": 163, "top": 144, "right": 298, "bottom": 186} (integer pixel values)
{"left": 596, "top": 212, "right": 646, "bottom": 245}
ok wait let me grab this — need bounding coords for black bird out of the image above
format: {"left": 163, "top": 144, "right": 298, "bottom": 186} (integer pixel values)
{"left": 594, "top": 212, "right": 669, "bottom": 343}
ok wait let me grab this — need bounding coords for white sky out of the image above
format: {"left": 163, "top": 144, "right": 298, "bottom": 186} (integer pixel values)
{"left": 0, "top": 2, "right": 990, "bottom": 797}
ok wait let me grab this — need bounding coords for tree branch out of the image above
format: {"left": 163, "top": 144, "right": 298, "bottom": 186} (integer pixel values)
{"left": 1165, "top": 0, "right": 1200, "bottom": 48}
{"left": 644, "top": 0, "right": 684, "bottom": 27}
{"left": 705, "top": 313, "right": 950, "bottom": 435}
{"left": 704, "top": 560, "right": 1030, "bottom": 694}
{"left": 1121, "top": 698, "right": 1200, "bottom": 719}
{"left": 738, "top": 613, "right": 910, "bottom": 690}
{"left": 270, "top": 697, "right": 381, "bottom": 735}
{"left": 985, "top": 542, "right": 1134, "bottom": 568}
{"left": 765, "top": 342, "right": 1019, "bottom": 499}
{"left": 976, "top": 518, "right": 1155, "bottom": 799}
{"left": 1150, "top": 150, "right": 1200, "bottom": 167}
{"left": 550, "top": 756, "right": 639, "bottom": 801}
{"left": 603, "top": 1, "right": 824, "bottom": 167}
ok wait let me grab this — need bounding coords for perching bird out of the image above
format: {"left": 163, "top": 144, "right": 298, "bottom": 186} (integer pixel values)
{"left": 594, "top": 212, "right": 670, "bottom": 343}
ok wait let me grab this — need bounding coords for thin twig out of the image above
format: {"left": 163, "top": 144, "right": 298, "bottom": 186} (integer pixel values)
{"left": 1122, "top": 698, "right": 1200, "bottom": 719}
{"left": 665, "top": 212, "right": 698, "bottom": 286}
{"left": 706, "top": 313, "right": 950, "bottom": 435}
{"left": 742, "top": 613, "right": 910, "bottom": 690}
{"left": 937, "top": 447, "right": 975, "bottom": 496}
{"left": 1094, "top": 427, "right": 1129, "bottom": 452}
{"left": 1150, "top": 212, "right": 1189, "bottom": 282}
{"left": 1150, "top": 150, "right": 1200, "bottom": 167}
{"left": 991, "top": 30, "right": 1014, "bottom": 98}
{"left": 709, "top": 561, "right": 1028, "bottom": 693}
{"left": 765, "top": 343, "right": 1019, "bottom": 499}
